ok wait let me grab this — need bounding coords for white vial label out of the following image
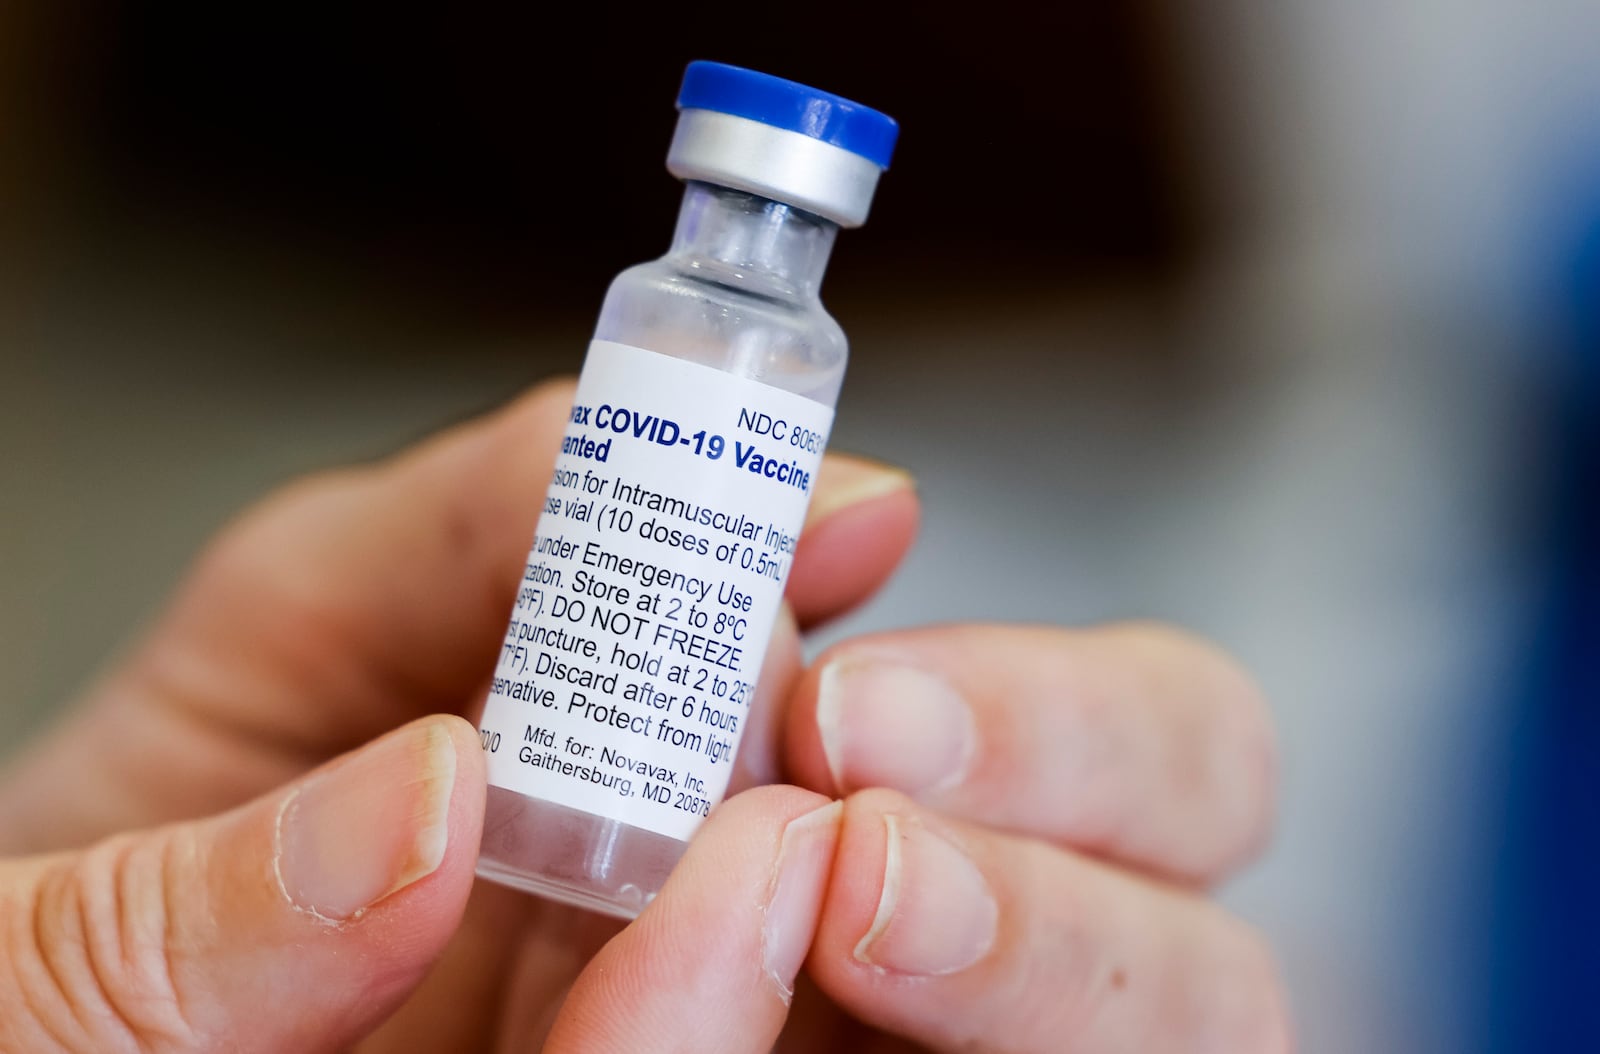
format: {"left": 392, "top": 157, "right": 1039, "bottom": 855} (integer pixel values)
{"left": 479, "top": 340, "right": 834, "bottom": 841}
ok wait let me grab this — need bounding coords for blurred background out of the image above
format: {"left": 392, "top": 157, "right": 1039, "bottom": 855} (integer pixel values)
{"left": 3, "top": 3, "right": 1597, "bottom": 1049}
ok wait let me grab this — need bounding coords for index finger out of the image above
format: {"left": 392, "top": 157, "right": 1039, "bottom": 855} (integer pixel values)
{"left": 0, "top": 381, "right": 918, "bottom": 849}
{"left": 781, "top": 623, "right": 1277, "bottom": 884}
{"left": 160, "top": 383, "right": 917, "bottom": 739}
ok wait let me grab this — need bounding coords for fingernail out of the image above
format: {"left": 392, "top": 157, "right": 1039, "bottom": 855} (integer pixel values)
{"left": 275, "top": 719, "right": 458, "bottom": 922}
{"left": 817, "top": 659, "right": 976, "bottom": 796}
{"left": 806, "top": 458, "right": 915, "bottom": 527}
{"left": 855, "top": 815, "right": 998, "bottom": 976}
{"left": 762, "top": 800, "right": 844, "bottom": 1001}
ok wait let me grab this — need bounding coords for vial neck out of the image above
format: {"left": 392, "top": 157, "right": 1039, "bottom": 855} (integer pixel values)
{"left": 667, "top": 182, "right": 838, "bottom": 299}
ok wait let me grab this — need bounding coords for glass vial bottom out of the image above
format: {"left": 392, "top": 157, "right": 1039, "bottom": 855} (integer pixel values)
{"left": 476, "top": 786, "right": 689, "bottom": 919}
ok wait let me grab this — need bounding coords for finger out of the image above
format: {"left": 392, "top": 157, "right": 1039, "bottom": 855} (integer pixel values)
{"left": 357, "top": 881, "right": 631, "bottom": 1054}
{"left": 788, "top": 454, "right": 918, "bottom": 629}
{"left": 0, "top": 715, "right": 485, "bottom": 1053}
{"left": 127, "top": 381, "right": 585, "bottom": 762}
{"left": 781, "top": 623, "right": 1276, "bottom": 883}
{"left": 0, "top": 381, "right": 576, "bottom": 856}
{"left": 737, "top": 457, "right": 919, "bottom": 790}
{"left": 0, "top": 388, "right": 916, "bottom": 851}
{"left": 736, "top": 457, "right": 918, "bottom": 790}
{"left": 543, "top": 785, "right": 839, "bottom": 1054}
{"left": 158, "top": 398, "right": 912, "bottom": 745}
{"left": 806, "top": 789, "right": 1293, "bottom": 1054}
{"left": 354, "top": 881, "right": 540, "bottom": 1054}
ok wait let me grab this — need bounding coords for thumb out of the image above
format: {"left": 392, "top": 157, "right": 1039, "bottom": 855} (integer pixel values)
{"left": 542, "top": 786, "right": 840, "bottom": 1054}
{"left": 0, "top": 715, "right": 484, "bottom": 1053}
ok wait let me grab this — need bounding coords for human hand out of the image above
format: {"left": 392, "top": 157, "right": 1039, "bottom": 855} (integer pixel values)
{"left": 0, "top": 381, "right": 1291, "bottom": 1052}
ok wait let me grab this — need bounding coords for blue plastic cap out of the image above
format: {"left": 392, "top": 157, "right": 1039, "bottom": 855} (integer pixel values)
{"left": 677, "top": 61, "right": 898, "bottom": 170}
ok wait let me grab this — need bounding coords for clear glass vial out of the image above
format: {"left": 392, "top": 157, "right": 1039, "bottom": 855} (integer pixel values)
{"left": 475, "top": 61, "right": 898, "bottom": 917}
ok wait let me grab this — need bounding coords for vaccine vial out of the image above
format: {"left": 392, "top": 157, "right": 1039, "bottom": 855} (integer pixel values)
{"left": 474, "top": 61, "right": 898, "bottom": 917}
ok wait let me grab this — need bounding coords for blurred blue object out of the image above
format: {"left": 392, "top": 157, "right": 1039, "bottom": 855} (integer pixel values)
{"left": 1489, "top": 159, "right": 1600, "bottom": 1052}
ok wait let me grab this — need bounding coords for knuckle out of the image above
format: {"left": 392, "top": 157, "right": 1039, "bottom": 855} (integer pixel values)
{"left": 1132, "top": 622, "right": 1280, "bottom": 872}
{"left": 12, "top": 834, "right": 201, "bottom": 1052}
{"left": 518, "top": 375, "right": 581, "bottom": 415}
{"left": 194, "top": 468, "right": 366, "bottom": 593}
{"left": 1213, "top": 922, "right": 1295, "bottom": 1054}
{"left": 1044, "top": 655, "right": 1128, "bottom": 840}
{"left": 1001, "top": 880, "right": 1106, "bottom": 1047}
